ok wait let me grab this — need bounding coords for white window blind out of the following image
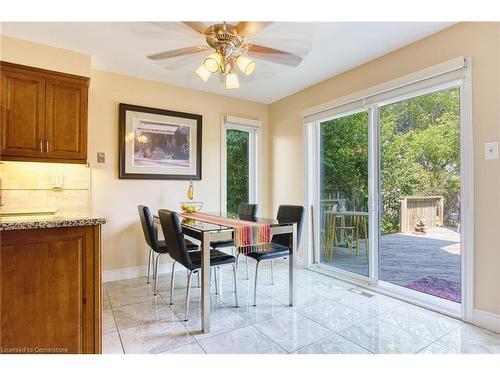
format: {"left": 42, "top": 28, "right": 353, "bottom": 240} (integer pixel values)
{"left": 302, "top": 57, "right": 466, "bottom": 124}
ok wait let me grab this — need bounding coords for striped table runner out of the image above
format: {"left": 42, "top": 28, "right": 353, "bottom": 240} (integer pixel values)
{"left": 180, "top": 212, "right": 272, "bottom": 253}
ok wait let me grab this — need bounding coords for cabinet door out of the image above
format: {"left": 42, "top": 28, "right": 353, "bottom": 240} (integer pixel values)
{"left": 0, "top": 68, "right": 45, "bottom": 158}
{"left": 0, "top": 226, "right": 100, "bottom": 354}
{"left": 45, "top": 79, "right": 88, "bottom": 161}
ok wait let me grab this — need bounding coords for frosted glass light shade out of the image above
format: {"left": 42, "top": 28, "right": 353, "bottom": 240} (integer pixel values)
{"left": 195, "top": 65, "right": 211, "bottom": 82}
{"left": 225, "top": 73, "right": 240, "bottom": 89}
{"left": 204, "top": 53, "right": 222, "bottom": 73}
{"left": 236, "top": 55, "right": 255, "bottom": 76}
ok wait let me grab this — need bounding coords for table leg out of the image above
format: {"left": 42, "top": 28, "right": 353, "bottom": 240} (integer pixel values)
{"left": 201, "top": 232, "right": 211, "bottom": 333}
{"left": 289, "top": 223, "right": 297, "bottom": 306}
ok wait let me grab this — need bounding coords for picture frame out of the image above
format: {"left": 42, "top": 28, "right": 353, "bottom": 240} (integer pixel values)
{"left": 118, "top": 103, "right": 202, "bottom": 180}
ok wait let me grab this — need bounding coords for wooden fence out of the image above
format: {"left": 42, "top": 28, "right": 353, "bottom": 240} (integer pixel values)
{"left": 400, "top": 196, "right": 444, "bottom": 233}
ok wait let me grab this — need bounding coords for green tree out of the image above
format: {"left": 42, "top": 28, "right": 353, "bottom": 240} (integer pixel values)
{"left": 226, "top": 129, "right": 249, "bottom": 215}
{"left": 320, "top": 87, "right": 460, "bottom": 234}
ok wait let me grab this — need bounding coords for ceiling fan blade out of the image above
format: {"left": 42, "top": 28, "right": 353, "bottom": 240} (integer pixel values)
{"left": 182, "top": 22, "right": 208, "bottom": 34}
{"left": 247, "top": 44, "right": 303, "bottom": 66}
{"left": 147, "top": 46, "right": 209, "bottom": 60}
{"left": 235, "top": 22, "right": 271, "bottom": 36}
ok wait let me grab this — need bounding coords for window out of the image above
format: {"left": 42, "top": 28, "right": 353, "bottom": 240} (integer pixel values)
{"left": 221, "top": 117, "right": 259, "bottom": 215}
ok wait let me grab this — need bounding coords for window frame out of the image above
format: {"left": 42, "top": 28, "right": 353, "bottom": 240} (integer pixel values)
{"left": 220, "top": 116, "right": 260, "bottom": 214}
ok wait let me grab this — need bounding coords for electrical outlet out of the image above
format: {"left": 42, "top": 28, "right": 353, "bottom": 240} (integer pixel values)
{"left": 484, "top": 142, "right": 498, "bottom": 160}
{"left": 97, "top": 152, "right": 105, "bottom": 163}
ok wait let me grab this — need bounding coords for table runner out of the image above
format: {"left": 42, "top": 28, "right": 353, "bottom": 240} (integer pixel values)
{"left": 180, "top": 212, "right": 272, "bottom": 253}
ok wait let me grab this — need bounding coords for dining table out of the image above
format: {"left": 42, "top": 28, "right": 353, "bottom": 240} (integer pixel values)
{"left": 153, "top": 211, "right": 298, "bottom": 333}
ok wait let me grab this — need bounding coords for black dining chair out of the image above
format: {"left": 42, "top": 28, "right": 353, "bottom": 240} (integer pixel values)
{"left": 237, "top": 205, "right": 304, "bottom": 306}
{"left": 211, "top": 203, "right": 258, "bottom": 277}
{"left": 137, "top": 205, "right": 198, "bottom": 294}
{"left": 158, "top": 209, "right": 239, "bottom": 321}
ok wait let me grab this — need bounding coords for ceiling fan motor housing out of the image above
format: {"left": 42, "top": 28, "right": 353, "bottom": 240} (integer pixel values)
{"left": 205, "top": 23, "right": 245, "bottom": 73}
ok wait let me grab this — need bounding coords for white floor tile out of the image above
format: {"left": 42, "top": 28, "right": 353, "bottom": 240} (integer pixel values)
{"left": 198, "top": 325, "right": 286, "bottom": 354}
{"left": 297, "top": 299, "right": 370, "bottom": 332}
{"left": 120, "top": 319, "right": 193, "bottom": 354}
{"left": 435, "top": 324, "right": 500, "bottom": 354}
{"left": 293, "top": 334, "right": 371, "bottom": 354}
{"left": 160, "top": 342, "right": 206, "bottom": 354}
{"left": 103, "top": 309, "right": 117, "bottom": 333}
{"left": 253, "top": 310, "right": 333, "bottom": 352}
{"left": 107, "top": 284, "right": 161, "bottom": 308}
{"left": 377, "top": 304, "right": 463, "bottom": 341}
{"left": 102, "top": 331, "right": 123, "bottom": 354}
{"left": 113, "top": 299, "right": 178, "bottom": 330}
{"left": 333, "top": 291, "right": 403, "bottom": 316}
{"left": 418, "top": 343, "right": 457, "bottom": 354}
{"left": 338, "top": 318, "right": 431, "bottom": 354}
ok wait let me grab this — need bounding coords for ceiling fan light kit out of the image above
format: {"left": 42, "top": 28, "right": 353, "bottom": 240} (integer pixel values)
{"left": 147, "top": 21, "right": 304, "bottom": 90}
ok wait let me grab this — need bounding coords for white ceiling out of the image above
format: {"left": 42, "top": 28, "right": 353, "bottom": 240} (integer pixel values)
{"left": 1, "top": 22, "right": 453, "bottom": 103}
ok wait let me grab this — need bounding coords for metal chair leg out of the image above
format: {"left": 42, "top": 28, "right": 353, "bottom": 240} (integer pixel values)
{"left": 197, "top": 270, "right": 200, "bottom": 288}
{"left": 232, "top": 263, "right": 239, "bottom": 307}
{"left": 169, "top": 261, "right": 176, "bottom": 305}
{"left": 154, "top": 253, "right": 161, "bottom": 295}
{"left": 253, "top": 261, "right": 260, "bottom": 306}
{"left": 184, "top": 270, "right": 194, "bottom": 321}
{"left": 214, "top": 266, "right": 219, "bottom": 295}
{"left": 146, "top": 248, "right": 153, "bottom": 284}
{"left": 236, "top": 252, "right": 241, "bottom": 270}
{"left": 245, "top": 256, "right": 249, "bottom": 280}
{"left": 271, "top": 259, "right": 275, "bottom": 285}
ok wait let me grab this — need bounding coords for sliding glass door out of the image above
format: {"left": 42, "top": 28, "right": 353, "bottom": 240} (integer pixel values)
{"left": 379, "top": 87, "right": 462, "bottom": 303}
{"left": 309, "top": 71, "right": 467, "bottom": 313}
{"left": 319, "top": 111, "right": 370, "bottom": 277}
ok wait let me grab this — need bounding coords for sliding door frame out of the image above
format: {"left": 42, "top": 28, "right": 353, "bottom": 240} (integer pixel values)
{"left": 304, "top": 57, "right": 474, "bottom": 321}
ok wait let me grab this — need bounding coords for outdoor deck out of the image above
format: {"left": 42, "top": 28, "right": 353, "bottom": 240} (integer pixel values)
{"left": 320, "top": 227, "right": 461, "bottom": 302}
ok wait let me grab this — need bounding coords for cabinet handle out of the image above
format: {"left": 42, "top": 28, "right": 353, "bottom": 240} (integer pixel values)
{"left": 40, "top": 139, "right": 44, "bottom": 153}
{"left": 45, "top": 139, "right": 49, "bottom": 153}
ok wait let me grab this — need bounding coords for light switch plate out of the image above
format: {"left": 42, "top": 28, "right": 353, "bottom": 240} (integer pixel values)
{"left": 484, "top": 142, "right": 498, "bottom": 160}
{"left": 97, "top": 152, "right": 105, "bottom": 163}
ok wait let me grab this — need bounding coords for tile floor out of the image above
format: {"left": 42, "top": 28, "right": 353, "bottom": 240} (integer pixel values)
{"left": 103, "top": 259, "right": 500, "bottom": 354}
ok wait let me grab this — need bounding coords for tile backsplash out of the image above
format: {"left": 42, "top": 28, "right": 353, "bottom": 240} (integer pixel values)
{"left": 0, "top": 161, "right": 90, "bottom": 214}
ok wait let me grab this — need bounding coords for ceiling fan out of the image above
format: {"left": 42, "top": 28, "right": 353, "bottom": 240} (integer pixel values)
{"left": 147, "top": 21, "right": 304, "bottom": 89}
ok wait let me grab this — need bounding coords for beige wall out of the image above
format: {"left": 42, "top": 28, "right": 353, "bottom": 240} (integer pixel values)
{"left": 269, "top": 22, "right": 500, "bottom": 315}
{"left": 0, "top": 35, "right": 91, "bottom": 77}
{"left": 88, "top": 70, "right": 269, "bottom": 271}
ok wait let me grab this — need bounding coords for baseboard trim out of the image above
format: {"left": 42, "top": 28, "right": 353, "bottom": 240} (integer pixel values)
{"left": 103, "top": 259, "right": 174, "bottom": 282}
{"left": 472, "top": 309, "right": 500, "bottom": 333}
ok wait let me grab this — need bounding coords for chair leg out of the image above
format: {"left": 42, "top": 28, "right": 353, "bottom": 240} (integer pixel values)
{"left": 214, "top": 266, "right": 219, "bottom": 295}
{"left": 146, "top": 248, "right": 153, "bottom": 284}
{"left": 253, "top": 261, "right": 260, "bottom": 306}
{"left": 154, "top": 254, "right": 161, "bottom": 295}
{"left": 271, "top": 259, "right": 275, "bottom": 285}
{"left": 184, "top": 270, "right": 194, "bottom": 321}
{"left": 245, "top": 256, "right": 249, "bottom": 280}
{"left": 232, "top": 263, "right": 239, "bottom": 308}
{"left": 236, "top": 252, "right": 241, "bottom": 270}
{"left": 169, "top": 261, "right": 176, "bottom": 305}
{"left": 197, "top": 270, "right": 200, "bottom": 288}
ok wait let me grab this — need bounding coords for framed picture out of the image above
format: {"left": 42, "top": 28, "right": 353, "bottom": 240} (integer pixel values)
{"left": 118, "top": 103, "right": 202, "bottom": 180}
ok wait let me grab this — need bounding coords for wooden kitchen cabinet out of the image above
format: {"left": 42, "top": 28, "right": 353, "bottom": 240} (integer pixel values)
{"left": 0, "top": 62, "right": 89, "bottom": 163}
{"left": 0, "top": 225, "right": 102, "bottom": 354}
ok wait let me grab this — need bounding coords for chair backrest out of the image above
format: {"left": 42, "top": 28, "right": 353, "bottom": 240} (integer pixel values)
{"left": 137, "top": 205, "right": 159, "bottom": 252}
{"left": 272, "top": 205, "right": 304, "bottom": 248}
{"left": 238, "top": 203, "right": 258, "bottom": 219}
{"left": 158, "top": 209, "right": 193, "bottom": 269}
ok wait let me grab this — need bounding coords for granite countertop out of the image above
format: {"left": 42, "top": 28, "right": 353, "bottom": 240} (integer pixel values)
{"left": 0, "top": 208, "right": 106, "bottom": 231}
